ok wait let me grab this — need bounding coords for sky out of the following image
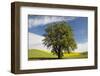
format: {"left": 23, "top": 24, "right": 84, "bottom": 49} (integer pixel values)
{"left": 28, "top": 15, "right": 88, "bottom": 51}
{"left": 28, "top": 15, "right": 88, "bottom": 43}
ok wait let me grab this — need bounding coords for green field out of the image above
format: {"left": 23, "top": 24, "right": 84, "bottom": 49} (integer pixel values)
{"left": 28, "top": 49, "right": 88, "bottom": 60}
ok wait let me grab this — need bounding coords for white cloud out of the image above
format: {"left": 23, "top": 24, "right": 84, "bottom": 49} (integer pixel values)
{"left": 28, "top": 32, "right": 51, "bottom": 51}
{"left": 28, "top": 16, "right": 76, "bottom": 28}
{"left": 29, "top": 32, "right": 87, "bottom": 52}
{"left": 75, "top": 42, "right": 88, "bottom": 52}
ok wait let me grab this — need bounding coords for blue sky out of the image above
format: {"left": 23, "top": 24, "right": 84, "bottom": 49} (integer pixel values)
{"left": 28, "top": 15, "right": 88, "bottom": 44}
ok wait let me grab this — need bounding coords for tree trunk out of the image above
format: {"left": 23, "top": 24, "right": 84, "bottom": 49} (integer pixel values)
{"left": 67, "top": 47, "right": 70, "bottom": 54}
{"left": 58, "top": 46, "right": 62, "bottom": 59}
{"left": 58, "top": 51, "right": 60, "bottom": 59}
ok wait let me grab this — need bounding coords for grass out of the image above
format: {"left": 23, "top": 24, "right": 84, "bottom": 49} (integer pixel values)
{"left": 63, "top": 51, "right": 88, "bottom": 59}
{"left": 28, "top": 49, "right": 88, "bottom": 60}
{"left": 28, "top": 49, "right": 57, "bottom": 59}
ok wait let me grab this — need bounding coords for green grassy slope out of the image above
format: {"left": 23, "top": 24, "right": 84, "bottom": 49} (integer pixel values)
{"left": 63, "top": 51, "right": 88, "bottom": 59}
{"left": 28, "top": 49, "right": 57, "bottom": 60}
{"left": 28, "top": 49, "right": 88, "bottom": 60}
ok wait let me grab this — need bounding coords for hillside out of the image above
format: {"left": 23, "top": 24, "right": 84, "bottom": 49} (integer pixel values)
{"left": 28, "top": 49, "right": 57, "bottom": 60}
{"left": 28, "top": 49, "right": 88, "bottom": 60}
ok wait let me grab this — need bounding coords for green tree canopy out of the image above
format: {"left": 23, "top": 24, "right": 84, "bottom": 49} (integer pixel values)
{"left": 43, "top": 21, "right": 77, "bottom": 59}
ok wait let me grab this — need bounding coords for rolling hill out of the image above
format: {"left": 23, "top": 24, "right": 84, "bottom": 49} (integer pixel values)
{"left": 28, "top": 49, "right": 88, "bottom": 60}
{"left": 28, "top": 49, "right": 57, "bottom": 60}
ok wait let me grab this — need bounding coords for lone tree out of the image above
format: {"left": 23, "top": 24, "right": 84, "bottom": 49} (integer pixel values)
{"left": 43, "top": 21, "right": 77, "bottom": 59}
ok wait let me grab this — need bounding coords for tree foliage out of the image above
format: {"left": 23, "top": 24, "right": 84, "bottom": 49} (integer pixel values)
{"left": 43, "top": 21, "right": 77, "bottom": 59}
